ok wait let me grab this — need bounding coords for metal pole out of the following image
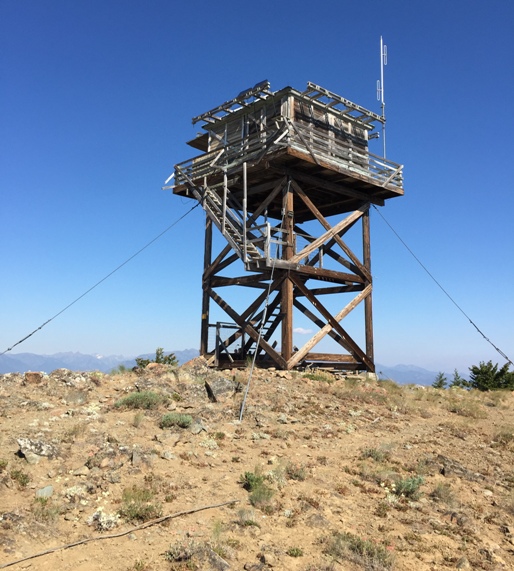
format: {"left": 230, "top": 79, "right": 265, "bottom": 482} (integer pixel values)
{"left": 243, "top": 162, "right": 247, "bottom": 263}
{"left": 380, "top": 36, "right": 387, "bottom": 159}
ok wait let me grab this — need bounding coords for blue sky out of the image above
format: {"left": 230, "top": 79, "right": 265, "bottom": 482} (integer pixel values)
{"left": 1, "top": 0, "right": 513, "bottom": 372}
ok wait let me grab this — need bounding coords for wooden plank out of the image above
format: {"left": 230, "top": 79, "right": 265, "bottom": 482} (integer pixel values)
{"left": 208, "top": 289, "right": 288, "bottom": 369}
{"left": 296, "top": 285, "right": 364, "bottom": 296}
{"left": 294, "top": 225, "right": 356, "bottom": 274}
{"left": 243, "top": 291, "right": 282, "bottom": 353}
{"left": 287, "top": 282, "right": 372, "bottom": 369}
{"left": 276, "top": 167, "right": 384, "bottom": 205}
{"left": 293, "top": 298, "right": 349, "bottom": 350}
{"left": 304, "top": 353, "right": 358, "bottom": 363}
{"left": 200, "top": 216, "right": 213, "bottom": 357}
{"left": 246, "top": 176, "right": 287, "bottom": 223}
{"left": 272, "top": 260, "right": 364, "bottom": 285}
{"left": 203, "top": 245, "right": 236, "bottom": 281}
{"left": 281, "top": 184, "right": 294, "bottom": 362}
{"left": 362, "top": 208, "right": 374, "bottom": 369}
{"left": 290, "top": 205, "right": 368, "bottom": 264}
{"left": 291, "top": 180, "right": 371, "bottom": 281}
{"left": 210, "top": 273, "right": 271, "bottom": 288}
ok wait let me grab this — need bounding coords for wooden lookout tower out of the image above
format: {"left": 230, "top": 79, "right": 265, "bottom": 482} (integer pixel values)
{"left": 165, "top": 81, "right": 404, "bottom": 371}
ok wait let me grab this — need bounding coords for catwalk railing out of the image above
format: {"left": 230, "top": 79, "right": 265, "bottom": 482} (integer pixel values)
{"left": 170, "top": 119, "right": 403, "bottom": 192}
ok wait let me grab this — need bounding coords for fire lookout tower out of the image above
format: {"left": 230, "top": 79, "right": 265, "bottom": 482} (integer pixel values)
{"left": 165, "top": 81, "right": 404, "bottom": 371}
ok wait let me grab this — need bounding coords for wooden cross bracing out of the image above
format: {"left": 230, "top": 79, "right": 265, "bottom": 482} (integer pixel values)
{"left": 199, "top": 172, "right": 375, "bottom": 371}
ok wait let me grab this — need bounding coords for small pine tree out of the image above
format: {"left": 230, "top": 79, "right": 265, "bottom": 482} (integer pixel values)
{"left": 432, "top": 372, "right": 447, "bottom": 389}
{"left": 450, "top": 369, "right": 470, "bottom": 389}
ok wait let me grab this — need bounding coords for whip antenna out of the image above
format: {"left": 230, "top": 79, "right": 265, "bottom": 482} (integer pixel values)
{"left": 376, "top": 36, "right": 387, "bottom": 157}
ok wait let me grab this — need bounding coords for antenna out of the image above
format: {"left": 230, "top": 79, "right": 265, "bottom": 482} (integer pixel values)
{"left": 376, "top": 36, "right": 387, "bottom": 158}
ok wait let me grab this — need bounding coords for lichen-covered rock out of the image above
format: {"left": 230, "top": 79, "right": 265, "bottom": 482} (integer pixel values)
{"left": 17, "top": 437, "right": 59, "bottom": 459}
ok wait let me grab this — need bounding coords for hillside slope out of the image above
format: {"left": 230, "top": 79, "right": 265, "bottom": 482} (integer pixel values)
{"left": 1, "top": 361, "right": 513, "bottom": 570}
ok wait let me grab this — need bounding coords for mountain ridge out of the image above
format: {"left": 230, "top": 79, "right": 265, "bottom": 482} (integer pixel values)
{"left": 0, "top": 350, "right": 446, "bottom": 384}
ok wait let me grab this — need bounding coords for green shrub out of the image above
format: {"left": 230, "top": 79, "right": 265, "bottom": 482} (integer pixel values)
{"left": 135, "top": 347, "right": 178, "bottom": 369}
{"left": 115, "top": 390, "right": 165, "bottom": 410}
{"left": 118, "top": 486, "right": 162, "bottom": 522}
{"left": 286, "top": 547, "right": 304, "bottom": 557}
{"left": 240, "top": 471, "right": 265, "bottom": 492}
{"left": 159, "top": 413, "right": 193, "bottom": 429}
{"left": 393, "top": 475, "right": 424, "bottom": 500}
{"left": 236, "top": 508, "right": 260, "bottom": 527}
{"left": 469, "top": 361, "right": 514, "bottom": 391}
{"left": 10, "top": 469, "right": 30, "bottom": 489}
{"left": 249, "top": 484, "right": 274, "bottom": 508}
{"left": 240, "top": 469, "right": 275, "bottom": 510}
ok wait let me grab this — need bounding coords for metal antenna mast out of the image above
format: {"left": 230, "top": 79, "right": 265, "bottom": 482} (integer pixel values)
{"left": 377, "top": 36, "right": 387, "bottom": 158}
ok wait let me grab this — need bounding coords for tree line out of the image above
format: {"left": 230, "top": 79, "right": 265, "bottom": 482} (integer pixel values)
{"left": 432, "top": 361, "right": 514, "bottom": 391}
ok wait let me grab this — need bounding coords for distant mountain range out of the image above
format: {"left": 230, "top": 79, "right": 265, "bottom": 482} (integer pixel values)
{"left": 0, "top": 349, "right": 199, "bottom": 375}
{"left": 0, "top": 350, "right": 449, "bottom": 385}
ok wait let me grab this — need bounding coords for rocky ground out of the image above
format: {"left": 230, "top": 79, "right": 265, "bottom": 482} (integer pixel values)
{"left": 1, "top": 359, "right": 514, "bottom": 571}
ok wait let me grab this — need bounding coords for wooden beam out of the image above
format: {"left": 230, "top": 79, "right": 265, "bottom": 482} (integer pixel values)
{"left": 271, "top": 261, "right": 364, "bottom": 284}
{"left": 272, "top": 167, "right": 384, "bottom": 205}
{"left": 203, "top": 245, "right": 237, "bottom": 281}
{"left": 287, "top": 282, "right": 372, "bottom": 369}
{"left": 200, "top": 216, "right": 212, "bottom": 357}
{"left": 281, "top": 182, "right": 294, "bottom": 362}
{"left": 290, "top": 205, "right": 368, "bottom": 264}
{"left": 291, "top": 180, "right": 371, "bottom": 281}
{"left": 246, "top": 177, "right": 287, "bottom": 224}
{"left": 294, "top": 224, "right": 357, "bottom": 274}
{"left": 304, "top": 353, "right": 359, "bottom": 363}
{"left": 296, "top": 284, "right": 365, "bottom": 296}
{"left": 293, "top": 298, "right": 349, "bottom": 350}
{"left": 208, "top": 289, "right": 288, "bottom": 369}
{"left": 210, "top": 273, "right": 271, "bottom": 288}
{"left": 362, "top": 207, "right": 374, "bottom": 370}
{"left": 243, "top": 290, "right": 282, "bottom": 353}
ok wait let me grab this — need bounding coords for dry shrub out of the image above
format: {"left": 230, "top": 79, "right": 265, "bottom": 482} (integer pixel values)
{"left": 324, "top": 531, "right": 394, "bottom": 570}
{"left": 492, "top": 426, "right": 514, "bottom": 448}
{"left": 430, "top": 482, "right": 457, "bottom": 507}
{"left": 446, "top": 396, "right": 487, "bottom": 419}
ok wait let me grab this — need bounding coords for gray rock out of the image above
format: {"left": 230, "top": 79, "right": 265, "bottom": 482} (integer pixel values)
{"left": 207, "top": 376, "right": 239, "bottom": 397}
{"left": 305, "top": 513, "right": 330, "bottom": 528}
{"left": 190, "top": 420, "right": 207, "bottom": 434}
{"left": 24, "top": 451, "right": 42, "bottom": 465}
{"left": 456, "top": 556, "right": 471, "bottom": 569}
{"left": 105, "top": 471, "right": 121, "bottom": 484}
{"left": 36, "top": 485, "right": 54, "bottom": 499}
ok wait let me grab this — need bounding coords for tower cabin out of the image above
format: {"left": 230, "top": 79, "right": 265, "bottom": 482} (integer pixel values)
{"left": 167, "top": 81, "right": 404, "bottom": 371}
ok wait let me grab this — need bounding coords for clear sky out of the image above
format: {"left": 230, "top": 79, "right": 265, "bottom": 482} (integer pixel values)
{"left": 1, "top": 0, "right": 513, "bottom": 373}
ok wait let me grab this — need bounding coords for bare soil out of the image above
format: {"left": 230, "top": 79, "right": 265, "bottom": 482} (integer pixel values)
{"left": 1, "top": 358, "right": 514, "bottom": 571}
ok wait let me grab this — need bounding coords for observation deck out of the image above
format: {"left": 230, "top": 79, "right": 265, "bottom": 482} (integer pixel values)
{"left": 169, "top": 82, "right": 403, "bottom": 223}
